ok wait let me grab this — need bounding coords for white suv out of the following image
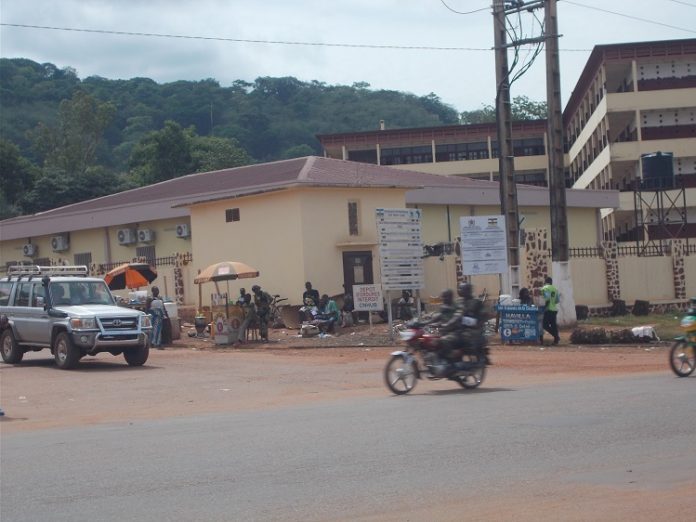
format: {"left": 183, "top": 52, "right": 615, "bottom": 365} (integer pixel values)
{"left": 0, "top": 265, "right": 152, "bottom": 369}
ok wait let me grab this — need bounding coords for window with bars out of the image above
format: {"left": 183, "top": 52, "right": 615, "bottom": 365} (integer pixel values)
{"left": 225, "top": 208, "right": 240, "bottom": 222}
{"left": 136, "top": 245, "right": 156, "bottom": 264}
{"left": 348, "top": 201, "right": 359, "bottom": 236}
{"left": 74, "top": 252, "right": 92, "bottom": 267}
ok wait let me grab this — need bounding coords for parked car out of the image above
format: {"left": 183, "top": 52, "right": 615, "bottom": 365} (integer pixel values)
{"left": 0, "top": 265, "right": 152, "bottom": 369}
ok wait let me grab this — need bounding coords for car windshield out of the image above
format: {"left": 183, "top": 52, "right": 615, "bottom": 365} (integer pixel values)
{"left": 50, "top": 281, "right": 115, "bottom": 306}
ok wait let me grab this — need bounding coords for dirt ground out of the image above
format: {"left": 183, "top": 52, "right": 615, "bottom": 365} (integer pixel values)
{"left": 0, "top": 322, "right": 670, "bottom": 434}
{"left": 1, "top": 322, "right": 685, "bottom": 521}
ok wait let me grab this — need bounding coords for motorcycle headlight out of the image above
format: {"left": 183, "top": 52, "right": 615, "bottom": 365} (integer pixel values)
{"left": 70, "top": 317, "right": 96, "bottom": 330}
{"left": 141, "top": 315, "right": 152, "bottom": 328}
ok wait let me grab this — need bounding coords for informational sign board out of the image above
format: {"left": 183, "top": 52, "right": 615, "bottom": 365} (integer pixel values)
{"left": 353, "top": 284, "right": 384, "bottom": 312}
{"left": 376, "top": 208, "right": 424, "bottom": 290}
{"left": 459, "top": 215, "right": 508, "bottom": 276}
{"left": 496, "top": 305, "right": 542, "bottom": 342}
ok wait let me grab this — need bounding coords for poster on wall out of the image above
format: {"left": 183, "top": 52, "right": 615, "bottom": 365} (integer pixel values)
{"left": 459, "top": 215, "right": 508, "bottom": 276}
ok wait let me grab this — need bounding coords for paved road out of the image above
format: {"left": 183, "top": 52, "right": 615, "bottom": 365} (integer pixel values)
{"left": 2, "top": 370, "right": 695, "bottom": 521}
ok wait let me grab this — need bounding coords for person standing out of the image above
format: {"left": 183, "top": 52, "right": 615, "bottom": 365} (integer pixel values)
{"left": 236, "top": 288, "right": 246, "bottom": 306}
{"left": 541, "top": 276, "right": 560, "bottom": 345}
{"left": 149, "top": 286, "right": 168, "bottom": 349}
{"left": 252, "top": 285, "right": 272, "bottom": 341}
{"left": 236, "top": 293, "right": 256, "bottom": 344}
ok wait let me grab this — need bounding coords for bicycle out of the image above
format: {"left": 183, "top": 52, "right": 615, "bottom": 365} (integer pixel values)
{"left": 269, "top": 294, "right": 288, "bottom": 328}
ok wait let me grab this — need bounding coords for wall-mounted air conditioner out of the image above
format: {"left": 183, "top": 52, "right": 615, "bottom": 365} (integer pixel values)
{"left": 175, "top": 224, "right": 190, "bottom": 238}
{"left": 138, "top": 228, "right": 155, "bottom": 243}
{"left": 117, "top": 228, "right": 137, "bottom": 245}
{"left": 51, "top": 234, "right": 70, "bottom": 252}
{"left": 23, "top": 243, "right": 38, "bottom": 257}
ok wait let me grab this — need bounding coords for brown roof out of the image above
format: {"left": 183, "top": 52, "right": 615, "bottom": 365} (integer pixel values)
{"left": 0, "top": 156, "right": 492, "bottom": 240}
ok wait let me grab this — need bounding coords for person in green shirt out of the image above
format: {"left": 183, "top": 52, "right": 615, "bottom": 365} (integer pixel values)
{"left": 316, "top": 294, "right": 340, "bottom": 334}
{"left": 541, "top": 276, "right": 560, "bottom": 345}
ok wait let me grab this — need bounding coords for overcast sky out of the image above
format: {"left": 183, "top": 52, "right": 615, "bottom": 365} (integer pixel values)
{"left": 1, "top": 0, "right": 694, "bottom": 113}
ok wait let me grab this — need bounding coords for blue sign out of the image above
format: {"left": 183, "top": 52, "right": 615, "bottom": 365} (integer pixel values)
{"left": 496, "top": 305, "right": 543, "bottom": 342}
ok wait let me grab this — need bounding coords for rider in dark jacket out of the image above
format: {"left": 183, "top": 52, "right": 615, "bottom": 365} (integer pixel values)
{"left": 438, "top": 283, "right": 491, "bottom": 365}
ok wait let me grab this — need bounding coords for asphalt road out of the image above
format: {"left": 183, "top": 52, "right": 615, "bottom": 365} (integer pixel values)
{"left": 2, "top": 370, "right": 695, "bottom": 521}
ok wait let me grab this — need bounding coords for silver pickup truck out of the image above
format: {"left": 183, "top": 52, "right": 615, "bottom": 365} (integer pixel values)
{"left": 0, "top": 265, "right": 152, "bottom": 369}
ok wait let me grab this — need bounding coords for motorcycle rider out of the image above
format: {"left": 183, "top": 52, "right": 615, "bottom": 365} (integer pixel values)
{"left": 437, "top": 283, "right": 490, "bottom": 367}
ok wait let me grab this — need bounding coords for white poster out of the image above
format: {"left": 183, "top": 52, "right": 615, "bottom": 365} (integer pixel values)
{"left": 459, "top": 215, "right": 508, "bottom": 275}
{"left": 353, "top": 284, "right": 384, "bottom": 311}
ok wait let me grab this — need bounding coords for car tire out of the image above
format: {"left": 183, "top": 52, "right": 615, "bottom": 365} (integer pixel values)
{"left": 1, "top": 329, "right": 24, "bottom": 364}
{"left": 123, "top": 340, "right": 149, "bottom": 366}
{"left": 54, "top": 331, "right": 81, "bottom": 370}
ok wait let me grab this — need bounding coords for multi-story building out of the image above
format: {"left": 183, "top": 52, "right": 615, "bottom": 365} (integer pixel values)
{"left": 317, "top": 119, "right": 550, "bottom": 187}
{"left": 318, "top": 38, "right": 696, "bottom": 245}
{"left": 564, "top": 38, "right": 696, "bottom": 242}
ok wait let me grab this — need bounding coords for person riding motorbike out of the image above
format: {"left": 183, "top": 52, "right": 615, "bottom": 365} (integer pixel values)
{"left": 437, "top": 283, "right": 491, "bottom": 367}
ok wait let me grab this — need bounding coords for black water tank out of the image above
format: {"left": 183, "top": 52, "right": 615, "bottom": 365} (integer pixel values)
{"left": 641, "top": 151, "right": 674, "bottom": 189}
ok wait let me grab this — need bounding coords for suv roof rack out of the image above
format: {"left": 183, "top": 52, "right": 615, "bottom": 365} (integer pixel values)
{"left": 7, "top": 265, "right": 89, "bottom": 278}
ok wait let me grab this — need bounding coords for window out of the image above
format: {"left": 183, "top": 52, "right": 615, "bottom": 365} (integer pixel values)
{"left": 0, "top": 282, "right": 12, "bottom": 306}
{"left": 136, "top": 245, "right": 156, "bottom": 265}
{"left": 31, "top": 282, "right": 46, "bottom": 308}
{"left": 74, "top": 252, "right": 92, "bottom": 267}
{"left": 16, "top": 283, "right": 31, "bottom": 307}
{"left": 348, "top": 201, "right": 359, "bottom": 236}
{"left": 226, "top": 208, "right": 240, "bottom": 222}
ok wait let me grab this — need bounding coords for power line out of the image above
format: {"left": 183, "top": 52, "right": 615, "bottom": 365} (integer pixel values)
{"left": 562, "top": 0, "right": 696, "bottom": 34}
{"left": 0, "top": 23, "right": 489, "bottom": 51}
{"left": 0, "top": 22, "right": 594, "bottom": 52}
{"left": 667, "top": 0, "right": 696, "bottom": 7}
{"left": 439, "top": 0, "right": 489, "bottom": 15}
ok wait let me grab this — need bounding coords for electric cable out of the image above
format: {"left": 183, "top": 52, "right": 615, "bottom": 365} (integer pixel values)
{"left": 439, "top": 0, "right": 489, "bottom": 15}
{"left": 561, "top": 0, "right": 696, "bottom": 34}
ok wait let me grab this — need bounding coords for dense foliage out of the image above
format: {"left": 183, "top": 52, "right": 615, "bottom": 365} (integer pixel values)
{"left": 0, "top": 58, "right": 545, "bottom": 218}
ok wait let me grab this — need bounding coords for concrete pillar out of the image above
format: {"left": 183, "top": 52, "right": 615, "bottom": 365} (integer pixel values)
{"left": 671, "top": 239, "right": 687, "bottom": 300}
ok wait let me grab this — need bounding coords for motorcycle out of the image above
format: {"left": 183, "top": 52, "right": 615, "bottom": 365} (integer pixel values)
{"left": 669, "top": 301, "right": 696, "bottom": 377}
{"left": 384, "top": 322, "right": 487, "bottom": 395}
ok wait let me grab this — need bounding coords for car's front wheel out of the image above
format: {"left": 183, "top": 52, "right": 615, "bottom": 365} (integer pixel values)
{"left": 54, "top": 332, "right": 81, "bottom": 369}
{"left": 123, "top": 341, "right": 149, "bottom": 367}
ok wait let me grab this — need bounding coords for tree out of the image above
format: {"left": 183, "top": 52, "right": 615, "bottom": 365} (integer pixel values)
{"left": 29, "top": 90, "right": 116, "bottom": 175}
{"left": 0, "top": 139, "right": 38, "bottom": 218}
{"left": 459, "top": 96, "right": 547, "bottom": 124}
{"left": 190, "top": 135, "right": 251, "bottom": 172}
{"left": 129, "top": 121, "right": 193, "bottom": 184}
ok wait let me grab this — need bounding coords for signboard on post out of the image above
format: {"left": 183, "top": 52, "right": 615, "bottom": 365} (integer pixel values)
{"left": 459, "top": 215, "right": 508, "bottom": 276}
{"left": 353, "top": 284, "right": 383, "bottom": 312}
{"left": 376, "top": 208, "right": 424, "bottom": 291}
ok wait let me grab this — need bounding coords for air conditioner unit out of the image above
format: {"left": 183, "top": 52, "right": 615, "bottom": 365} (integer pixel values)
{"left": 23, "top": 243, "right": 38, "bottom": 257}
{"left": 51, "top": 235, "right": 69, "bottom": 252}
{"left": 138, "top": 228, "right": 155, "bottom": 243}
{"left": 117, "top": 228, "right": 137, "bottom": 245}
{"left": 175, "top": 223, "right": 190, "bottom": 238}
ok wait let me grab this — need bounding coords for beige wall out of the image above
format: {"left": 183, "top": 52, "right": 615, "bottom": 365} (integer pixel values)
{"left": 569, "top": 258, "right": 608, "bottom": 305}
{"left": 416, "top": 204, "right": 599, "bottom": 247}
{"left": 0, "top": 218, "right": 192, "bottom": 268}
{"left": 685, "top": 255, "right": 696, "bottom": 298}
{"left": 618, "top": 256, "right": 675, "bottom": 303}
{"left": 188, "top": 187, "right": 407, "bottom": 307}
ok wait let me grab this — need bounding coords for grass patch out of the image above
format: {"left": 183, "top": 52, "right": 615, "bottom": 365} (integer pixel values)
{"left": 577, "top": 313, "right": 683, "bottom": 340}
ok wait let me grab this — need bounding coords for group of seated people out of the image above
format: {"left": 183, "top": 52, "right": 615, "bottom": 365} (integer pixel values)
{"left": 298, "top": 282, "right": 341, "bottom": 334}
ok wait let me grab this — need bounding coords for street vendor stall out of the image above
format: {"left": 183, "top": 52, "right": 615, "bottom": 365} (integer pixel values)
{"left": 193, "top": 261, "right": 260, "bottom": 345}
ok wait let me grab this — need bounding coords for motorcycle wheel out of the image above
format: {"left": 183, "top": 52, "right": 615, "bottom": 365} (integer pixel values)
{"left": 384, "top": 355, "right": 417, "bottom": 395}
{"left": 669, "top": 340, "right": 695, "bottom": 377}
{"left": 457, "top": 355, "right": 486, "bottom": 389}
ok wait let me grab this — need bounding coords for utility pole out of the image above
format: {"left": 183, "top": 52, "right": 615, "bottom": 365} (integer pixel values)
{"left": 545, "top": 0, "right": 576, "bottom": 325}
{"left": 493, "top": 0, "right": 520, "bottom": 298}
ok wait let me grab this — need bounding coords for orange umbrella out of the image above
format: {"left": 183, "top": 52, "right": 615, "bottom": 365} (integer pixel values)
{"left": 104, "top": 263, "right": 158, "bottom": 290}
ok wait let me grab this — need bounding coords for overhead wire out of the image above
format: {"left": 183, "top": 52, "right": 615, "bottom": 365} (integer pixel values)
{"left": 561, "top": 0, "right": 696, "bottom": 34}
{"left": 438, "top": 0, "right": 489, "bottom": 15}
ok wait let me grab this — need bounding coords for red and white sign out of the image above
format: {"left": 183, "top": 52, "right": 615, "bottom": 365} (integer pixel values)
{"left": 353, "top": 284, "right": 384, "bottom": 311}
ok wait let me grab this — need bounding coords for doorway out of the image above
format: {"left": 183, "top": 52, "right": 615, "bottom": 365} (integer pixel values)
{"left": 342, "top": 251, "right": 374, "bottom": 294}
